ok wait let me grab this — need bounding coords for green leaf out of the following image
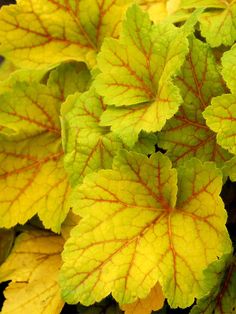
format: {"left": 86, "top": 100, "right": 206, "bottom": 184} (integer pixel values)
{"left": 95, "top": 4, "right": 189, "bottom": 146}
{"left": 0, "top": 63, "right": 89, "bottom": 232}
{"left": 203, "top": 94, "right": 236, "bottom": 155}
{"left": 157, "top": 35, "right": 233, "bottom": 167}
{"left": 60, "top": 151, "right": 231, "bottom": 308}
{"left": 0, "top": 0, "right": 131, "bottom": 69}
{"left": 62, "top": 87, "right": 157, "bottom": 187}
{"left": 0, "top": 230, "right": 64, "bottom": 314}
{"left": 181, "top": 0, "right": 236, "bottom": 47}
{"left": 190, "top": 254, "right": 236, "bottom": 314}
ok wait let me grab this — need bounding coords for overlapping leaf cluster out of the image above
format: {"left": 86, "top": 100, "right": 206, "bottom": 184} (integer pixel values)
{"left": 0, "top": 0, "right": 236, "bottom": 313}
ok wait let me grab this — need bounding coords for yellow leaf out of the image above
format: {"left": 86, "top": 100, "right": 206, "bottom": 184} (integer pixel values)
{"left": 60, "top": 151, "right": 231, "bottom": 307}
{"left": 138, "top": 0, "right": 181, "bottom": 22}
{"left": 0, "top": 230, "right": 64, "bottom": 314}
{"left": 0, "top": 63, "right": 90, "bottom": 232}
{"left": 121, "top": 283, "right": 165, "bottom": 314}
{"left": 0, "top": 0, "right": 131, "bottom": 69}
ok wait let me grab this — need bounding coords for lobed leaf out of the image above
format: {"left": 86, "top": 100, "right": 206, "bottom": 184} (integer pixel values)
{"left": 60, "top": 150, "right": 231, "bottom": 308}
{"left": 203, "top": 94, "right": 236, "bottom": 156}
{"left": 190, "top": 254, "right": 236, "bottom": 314}
{"left": 121, "top": 283, "right": 165, "bottom": 314}
{"left": 138, "top": 0, "right": 167, "bottom": 21}
{"left": 0, "top": 230, "right": 64, "bottom": 314}
{"left": 181, "top": 0, "right": 236, "bottom": 47}
{"left": 157, "top": 35, "right": 233, "bottom": 167}
{"left": 95, "top": 4, "right": 189, "bottom": 146}
{"left": 62, "top": 87, "right": 157, "bottom": 187}
{"left": 224, "top": 156, "right": 236, "bottom": 182}
{"left": 221, "top": 44, "right": 236, "bottom": 94}
{"left": 0, "top": 0, "right": 131, "bottom": 69}
{"left": 62, "top": 87, "right": 124, "bottom": 187}
{"left": 0, "top": 63, "right": 89, "bottom": 232}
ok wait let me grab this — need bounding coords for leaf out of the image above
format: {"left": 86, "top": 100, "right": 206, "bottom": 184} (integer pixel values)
{"left": 0, "top": 63, "right": 90, "bottom": 232}
{"left": 62, "top": 87, "right": 124, "bottom": 187}
{"left": 95, "top": 4, "right": 189, "bottom": 146}
{"left": 0, "top": 0, "right": 131, "bottom": 69}
{"left": 203, "top": 45, "right": 236, "bottom": 156}
{"left": 61, "top": 210, "right": 81, "bottom": 241}
{"left": 224, "top": 156, "right": 236, "bottom": 182}
{"left": 60, "top": 150, "right": 231, "bottom": 308}
{"left": 181, "top": 0, "right": 227, "bottom": 8}
{"left": 121, "top": 283, "right": 165, "bottom": 314}
{"left": 0, "top": 134, "right": 71, "bottom": 232}
{"left": 190, "top": 254, "right": 236, "bottom": 314}
{"left": 0, "top": 230, "right": 64, "bottom": 314}
{"left": 157, "top": 35, "right": 233, "bottom": 167}
{"left": 0, "top": 68, "right": 49, "bottom": 95}
{"left": 62, "top": 87, "right": 156, "bottom": 187}
{"left": 221, "top": 44, "right": 236, "bottom": 94}
{"left": 0, "top": 229, "right": 15, "bottom": 265}
{"left": 48, "top": 62, "right": 91, "bottom": 101}
{"left": 167, "top": 0, "right": 181, "bottom": 14}
{"left": 203, "top": 94, "right": 236, "bottom": 155}
{"left": 138, "top": 0, "right": 168, "bottom": 22}
{"left": 138, "top": 0, "right": 181, "bottom": 23}
{"left": 181, "top": 0, "right": 236, "bottom": 47}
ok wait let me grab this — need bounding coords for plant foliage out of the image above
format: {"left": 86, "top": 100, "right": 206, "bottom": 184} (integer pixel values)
{"left": 0, "top": 0, "right": 236, "bottom": 313}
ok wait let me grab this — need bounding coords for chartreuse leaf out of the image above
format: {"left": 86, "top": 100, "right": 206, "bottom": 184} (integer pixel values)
{"left": 0, "top": 68, "right": 49, "bottom": 95}
{"left": 203, "top": 94, "right": 236, "bottom": 155}
{"left": 0, "top": 229, "right": 15, "bottom": 265}
{"left": 224, "top": 156, "right": 236, "bottom": 182}
{"left": 157, "top": 35, "right": 233, "bottom": 167}
{"left": 0, "top": 230, "right": 64, "bottom": 314}
{"left": 60, "top": 150, "right": 231, "bottom": 308}
{"left": 121, "top": 283, "right": 165, "bottom": 314}
{"left": 0, "top": 0, "right": 131, "bottom": 69}
{"left": 181, "top": 0, "right": 236, "bottom": 47}
{"left": 95, "top": 4, "right": 189, "bottom": 146}
{"left": 203, "top": 45, "right": 236, "bottom": 156}
{"left": 190, "top": 254, "right": 236, "bottom": 314}
{"left": 221, "top": 45, "right": 236, "bottom": 94}
{"left": 62, "top": 86, "right": 156, "bottom": 187}
{"left": 62, "top": 87, "right": 124, "bottom": 187}
{"left": 0, "top": 63, "right": 90, "bottom": 232}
